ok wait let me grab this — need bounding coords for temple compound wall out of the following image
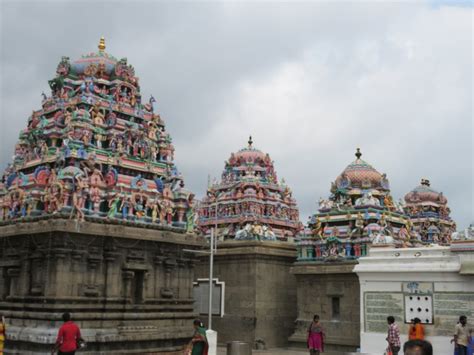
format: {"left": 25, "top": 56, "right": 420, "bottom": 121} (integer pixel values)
{"left": 195, "top": 241, "right": 297, "bottom": 349}
{"left": 354, "top": 240, "right": 474, "bottom": 355}
{"left": 288, "top": 261, "right": 360, "bottom": 352}
{"left": 0, "top": 219, "right": 202, "bottom": 354}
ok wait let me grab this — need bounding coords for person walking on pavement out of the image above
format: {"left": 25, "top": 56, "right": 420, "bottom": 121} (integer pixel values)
{"left": 453, "top": 315, "right": 473, "bottom": 355}
{"left": 307, "top": 314, "right": 324, "bottom": 355}
{"left": 52, "top": 312, "right": 84, "bottom": 355}
{"left": 386, "top": 316, "right": 401, "bottom": 355}
{"left": 185, "top": 319, "right": 208, "bottom": 355}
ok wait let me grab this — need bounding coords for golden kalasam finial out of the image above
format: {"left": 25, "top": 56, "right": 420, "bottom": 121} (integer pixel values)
{"left": 98, "top": 36, "right": 106, "bottom": 52}
{"left": 248, "top": 135, "right": 253, "bottom": 148}
{"left": 355, "top": 147, "right": 362, "bottom": 159}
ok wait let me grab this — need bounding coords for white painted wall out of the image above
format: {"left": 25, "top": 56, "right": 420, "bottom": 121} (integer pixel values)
{"left": 355, "top": 245, "right": 474, "bottom": 355}
{"left": 361, "top": 332, "right": 457, "bottom": 355}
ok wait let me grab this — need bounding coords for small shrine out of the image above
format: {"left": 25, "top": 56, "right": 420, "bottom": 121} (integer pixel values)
{"left": 297, "top": 148, "right": 409, "bottom": 261}
{"left": 403, "top": 178, "right": 456, "bottom": 244}
{"left": 0, "top": 37, "right": 195, "bottom": 230}
{"left": 198, "top": 137, "right": 301, "bottom": 241}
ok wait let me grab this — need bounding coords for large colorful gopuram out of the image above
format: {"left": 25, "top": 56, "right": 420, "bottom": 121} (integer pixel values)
{"left": 198, "top": 137, "right": 301, "bottom": 241}
{"left": 403, "top": 178, "right": 456, "bottom": 244}
{"left": 0, "top": 38, "right": 201, "bottom": 354}
{"left": 296, "top": 148, "right": 409, "bottom": 261}
{"left": 0, "top": 37, "right": 195, "bottom": 228}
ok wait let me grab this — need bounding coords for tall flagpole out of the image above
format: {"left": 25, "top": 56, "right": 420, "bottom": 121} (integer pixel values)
{"left": 208, "top": 200, "right": 218, "bottom": 329}
{"left": 208, "top": 227, "right": 214, "bottom": 329}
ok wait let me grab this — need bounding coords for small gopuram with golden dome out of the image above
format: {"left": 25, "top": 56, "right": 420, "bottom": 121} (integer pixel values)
{"left": 198, "top": 137, "right": 301, "bottom": 241}
{"left": 0, "top": 38, "right": 202, "bottom": 354}
{"left": 404, "top": 178, "right": 456, "bottom": 244}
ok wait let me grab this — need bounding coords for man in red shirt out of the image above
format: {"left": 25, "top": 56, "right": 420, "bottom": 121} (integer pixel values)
{"left": 52, "top": 312, "right": 83, "bottom": 355}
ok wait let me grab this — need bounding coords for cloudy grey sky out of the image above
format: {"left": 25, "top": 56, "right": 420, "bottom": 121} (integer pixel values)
{"left": 1, "top": 0, "right": 472, "bottom": 228}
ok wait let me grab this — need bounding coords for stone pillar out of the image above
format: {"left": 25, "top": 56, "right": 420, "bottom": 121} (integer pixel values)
{"left": 161, "top": 258, "right": 176, "bottom": 298}
{"left": 6, "top": 267, "right": 20, "bottom": 298}
{"left": 104, "top": 251, "right": 122, "bottom": 299}
{"left": 177, "top": 258, "right": 187, "bottom": 299}
{"left": 153, "top": 255, "right": 165, "bottom": 298}
{"left": 47, "top": 248, "right": 69, "bottom": 297}
{"left": 17, "top": 251, "right": 30, "bottom": 296}
{"left": 122, "top": 270, "right": 134, "bottom": 303}
{"left": 182, "top": 257, "right": 195, "bottom": 299}
{"left": 84, "top": 253, "right": 102, "bottom": 297}
{"left": 29, "top": 253, "right": 45, "bottom": 296}
{"left": 71, "top": 249, "right": 86, "bottom": 296}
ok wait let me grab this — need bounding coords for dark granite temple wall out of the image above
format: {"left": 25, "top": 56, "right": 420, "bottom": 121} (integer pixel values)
{"left": 289, "top": 261, "right": 360, "bottom": 352}
{"left": 195, "top": 241, "right": 297, "bottom": 349}
{"left": 0, "top": 219, "right": 203, "bottom": 355}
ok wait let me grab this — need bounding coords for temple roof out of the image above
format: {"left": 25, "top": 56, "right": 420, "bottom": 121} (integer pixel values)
{"left": 227, "top": 136, "right": 271, "bottom": 171}
{"left": 334, "top": 148, "right": 389, "bottom": 191}
{"left": 70, "top": 37, "right": 118, "bottom": 75}
{"left": 404, "top": 179, "right": 448, "bottom": 205}
{"left": 71, "top": 52, "right": 118, "bottom": 75}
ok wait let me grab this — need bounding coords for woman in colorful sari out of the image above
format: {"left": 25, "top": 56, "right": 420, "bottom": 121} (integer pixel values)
{"left": 0, "top": 315, "right": 6, "bottom": 355}
{"left": 185, "top": 319, "right": 208, "bottom": 355}
{"left": 307, "top": 314, "right": 324, "bottom": 355}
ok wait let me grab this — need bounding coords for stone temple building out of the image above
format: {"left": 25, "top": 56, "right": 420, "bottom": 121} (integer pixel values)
{"left": 0, "top": 38, "right": 202, "bottom": 354}
{"left": 291, "top": 149, "right": 410, "bottom": 352}
{"left": 195, "top": 139, "right": 301, "bottom": 348}
{"left": 296, "top": 148, "right": 409, "bottom": 262}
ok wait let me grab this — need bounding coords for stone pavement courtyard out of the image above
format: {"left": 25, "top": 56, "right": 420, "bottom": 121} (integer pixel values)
{"left": 217, "top": 347, "right": 364, "bottom": 355}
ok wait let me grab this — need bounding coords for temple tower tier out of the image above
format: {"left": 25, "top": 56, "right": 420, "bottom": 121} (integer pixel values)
{"left": 198, "top": 137, "right": 302, "bottom": 241}
{"left": 291, "top": 149, "right": 410, "bottom": 352}
{"left": 403, "top": 178, "right": 456, "bottom": 244}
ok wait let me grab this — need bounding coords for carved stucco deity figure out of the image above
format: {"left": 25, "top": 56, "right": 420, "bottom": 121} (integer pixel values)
{"left": 47, "top": 182, "right": 64, "bottom": 213}
{"left": 107, "top": 194, "right": 121, "bottom": 219}
{"left": 326, "top": 242, "right": 341, "bottom": 258}
{"left": 372, "top": 232, "right": 395, "bottom": 245}
{"left": 355, "top": 192, "right": 380, "bottom": 207}
{"left": 398, "top": 225, "right": 410, "bottom": 241}
{"left": 91, "top": 103, "right": 105, "bottom": 126}
{"left": 350, "top": 212, "right": 365, "bottom": 237}
{"left": 312, "top": 217, "right": 324, "bottom": 239}
{"left": 262, "top": 225, "right": 276, "bottom": 240}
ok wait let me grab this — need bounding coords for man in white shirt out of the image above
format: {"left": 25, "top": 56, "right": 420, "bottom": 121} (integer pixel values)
{"left": 454, "top": 315, "right": 473, "bottom": 355}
